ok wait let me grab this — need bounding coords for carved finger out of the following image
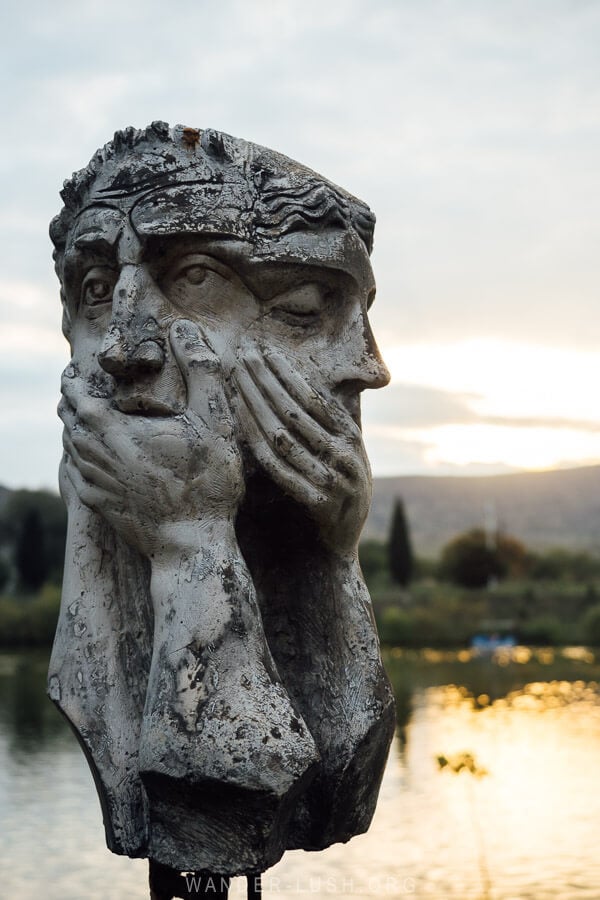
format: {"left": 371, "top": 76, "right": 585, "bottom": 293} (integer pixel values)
{"left": 61, "top": 379, "right": 115, "bottom": 434}
{"left": 328, "top": 439, "right": 370, "bottom": 483}
{"left": 243, "top": 350, "right": 337, "bottom": 455}
{"left": 62, "top": 432, "right": 123, "bottom": 495}
{"left": 243, "top": 351, "right": 369, "bottom": 490}
{"left": 58, "top": 397, "right": 96, "bottom": 450}
{"left": 170, "top": 319, "right": 233, "bottom": 431}
{"left": 60, "top": 398, "right": 130, "bottom": 478}
{"left": 234, "top": 364, "right": 333, "bottom": 489}
{"left": 236, "top": 400, "right": 330, "bottom": 511}
{"left": 60, "top": 368, "right": 83, "bottom": 405}
{"left": 57, "top": 395, "right": 79, "bottom": 433}
{"left": 263, "top": 348, "right": 359, "bottom": 439}
{"left": 58, "top": 454, "right": 77, "bottom": 506}
{"left": 69, "top": 429, "right": 115, "bottom": 472}
{"left": 62, "top": 453, "right": 111, "bottom": 514}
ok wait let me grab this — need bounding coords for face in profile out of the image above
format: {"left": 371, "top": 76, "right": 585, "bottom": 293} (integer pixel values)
{"left": 62, "top": 196, "right": 389, "bottom": 427}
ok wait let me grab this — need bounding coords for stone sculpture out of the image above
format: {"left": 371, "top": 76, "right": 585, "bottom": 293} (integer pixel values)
{"left": 47, "top": 122, "right": 395, "bottom": 891}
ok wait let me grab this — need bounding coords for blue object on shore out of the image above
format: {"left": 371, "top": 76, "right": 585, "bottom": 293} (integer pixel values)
{"left": 471, "top": 634, "right": 517, "bottom": 653}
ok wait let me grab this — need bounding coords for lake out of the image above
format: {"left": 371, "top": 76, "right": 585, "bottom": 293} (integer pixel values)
{"left": 1, "top": 646, "right": 600, "bottom": 899}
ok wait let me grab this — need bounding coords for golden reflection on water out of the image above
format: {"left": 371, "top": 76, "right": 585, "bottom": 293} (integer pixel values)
{"left": 269, "top": 647, "right": 600, "bottom": 898}
{"left": 3, "top": 648, "right": 600, "bottom": 899}
{"left": 396, "top": 648, "right": 600, "bottom": 899}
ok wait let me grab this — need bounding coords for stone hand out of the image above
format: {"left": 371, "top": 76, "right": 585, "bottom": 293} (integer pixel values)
{"left": 233, "top": 345, "right": 371, "bottom": 553}
{"left": 59, "top": 319, "right": 243, "bottom": 558}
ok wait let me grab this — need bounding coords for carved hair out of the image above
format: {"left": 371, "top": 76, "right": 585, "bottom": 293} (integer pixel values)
{"left": 50, "top": 122, "right": 375, "bottom": 269}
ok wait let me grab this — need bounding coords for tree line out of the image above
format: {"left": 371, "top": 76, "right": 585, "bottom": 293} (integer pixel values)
{"left": 0, "top": 490, "right": 67, "bottom": 593}
{"left": 360, "top": 497, "right": 600, "bottom": 589}
{"left": 2, "top": 489, "right": 599, "bottom": 596}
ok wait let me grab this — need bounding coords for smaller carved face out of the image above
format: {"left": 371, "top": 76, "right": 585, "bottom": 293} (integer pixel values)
{"left": 62, "top": 203, "right": 389, "bottom": 423}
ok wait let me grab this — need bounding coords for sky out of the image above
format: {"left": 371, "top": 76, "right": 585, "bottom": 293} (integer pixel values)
{"left": 1, "top": 0, "right": 600, "bottom": 490}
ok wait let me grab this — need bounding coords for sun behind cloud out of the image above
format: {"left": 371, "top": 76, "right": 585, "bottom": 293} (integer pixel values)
{"left": 362, "top": 339, "right": 600, "bottom": 475}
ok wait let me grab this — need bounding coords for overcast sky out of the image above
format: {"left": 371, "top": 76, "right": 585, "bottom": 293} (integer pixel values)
{"left": 2, "top": 0, "right": 600, "bottom": 490}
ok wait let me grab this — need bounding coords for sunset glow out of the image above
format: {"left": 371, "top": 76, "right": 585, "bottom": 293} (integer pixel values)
{"left": 363, "top": 339, "right": 600, "bottom": 474}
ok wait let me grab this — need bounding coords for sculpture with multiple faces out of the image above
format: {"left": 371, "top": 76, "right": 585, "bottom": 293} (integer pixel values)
{"left": 48, "top": 122, "right": 395, "bottom": 880}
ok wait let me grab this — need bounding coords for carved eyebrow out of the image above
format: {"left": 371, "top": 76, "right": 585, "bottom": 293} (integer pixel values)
{"left": 63, "top": 233, "right": 119, "bottom": 290}
{"left": 72, "top": 233, "right": 118, "bottom": 253}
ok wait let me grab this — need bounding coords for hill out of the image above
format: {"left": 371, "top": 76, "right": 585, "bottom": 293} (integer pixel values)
{"left": 366, "top": 465, "right": 600, "bottom": 557}
{"left": 2, "top": 465, "right": 600, "bottom": 560}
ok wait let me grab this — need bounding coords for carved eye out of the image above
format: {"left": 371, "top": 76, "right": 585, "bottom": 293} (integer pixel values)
{"left": 81, "top": 267, "right": 116, "bottom": 307}
{"left": 270, "top": 283, "right": 328, "bottom": 326}
{"left": 178, "top": 265, "right": 207, "bottom": 286}
{"left": 165, "top": 254, "right": 235, "bottom": 291}
{"left": 160, "top": 251, "right": 250, "bottom": 320}
{"left": 87, "top": 280, "right": 112, "bottom": 302}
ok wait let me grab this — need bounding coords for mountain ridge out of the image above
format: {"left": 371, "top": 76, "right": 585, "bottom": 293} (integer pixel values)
{"left": 1, "top": 464, "right": 599, "bottom": 558}
{"left": 365, "top": 464, "right": 600, "bottom": 556}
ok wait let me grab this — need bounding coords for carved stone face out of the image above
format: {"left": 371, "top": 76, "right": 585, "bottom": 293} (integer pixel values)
{"left": 51, "top": 127, "right": 397, "bottom": 875}
{"left": 62, "top": 197, "right": 389, "bottom": 423}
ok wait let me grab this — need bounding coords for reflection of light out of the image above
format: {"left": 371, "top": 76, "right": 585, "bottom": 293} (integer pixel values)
{"left": 380, "top": 647, "right": 600, "bottom": 893}
{"left": 371, "top": 421, "right": 600, "bottom": 471}
{"left": 562, "top": 646, "right": 596, "bottom": 664}
{"left": 512, "top": 646, "right": 532, "bottom": 664}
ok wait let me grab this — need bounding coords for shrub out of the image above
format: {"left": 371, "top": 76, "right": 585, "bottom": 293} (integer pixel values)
{"left": 0, "top": 584, "right": 61, "bottom": 647}
{"left": 359, "top": 540, "right": 389, "bottom": 586}
{"left": 439, "top": 528, "right": 528, "bottom": 589}
{"left": 582, "top": 603, "right": 600, "bottom": 646}
{"left": 518, "top": 614, "right": 563, "bottom": 645}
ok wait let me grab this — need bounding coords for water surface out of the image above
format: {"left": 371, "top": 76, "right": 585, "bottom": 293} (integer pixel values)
{"left": 1, "top": 647, "right": 599, "bottom": 899}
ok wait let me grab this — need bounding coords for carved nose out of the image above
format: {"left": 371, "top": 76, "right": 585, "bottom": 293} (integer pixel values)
{"left": 357, "top": 351, "right": 391, "bottom": 390}
{"left": 338, "top": 330, "right": 390, "bottom": 391}
{"left": 99, "top": 335, "right": 165, "bottom": 376}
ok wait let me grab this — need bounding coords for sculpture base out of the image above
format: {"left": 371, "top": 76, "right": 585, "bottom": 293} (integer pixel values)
{"left": 149, "top": 862, "right": 263, "bottom": 899}
{"left": 149, "top": 861, "right": 231, "bottom": 899}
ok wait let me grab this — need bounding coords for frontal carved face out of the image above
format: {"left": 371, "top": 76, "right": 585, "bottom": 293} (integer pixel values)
{"left": 62, "top": 195, "right": 389, "bottom": 423}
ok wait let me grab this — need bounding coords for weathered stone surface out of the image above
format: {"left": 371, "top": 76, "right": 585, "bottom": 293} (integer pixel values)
{"left": 48, "top": 122, "right": 395, "bottom": 876}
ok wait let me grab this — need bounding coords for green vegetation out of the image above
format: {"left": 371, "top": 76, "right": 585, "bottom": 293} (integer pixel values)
{"left": 2, "top": 486, "right": 600, "bottom": 649}
{"left": 0, "top": 489, "right": 66, "bottom": 646}
{"left": 0, "top": 585, "right": 61, "bottom": 647}
{"left": 1, "top": 489, "right": 67, "bottom": 591}
{"left": 361, "top": 517, "right": 600, "bottom": 647}
{"left": 371, "top": 573, "right": 600, "bottom": 648}
{"left": 439, "top": 528, "right": 528, "bottom": 588}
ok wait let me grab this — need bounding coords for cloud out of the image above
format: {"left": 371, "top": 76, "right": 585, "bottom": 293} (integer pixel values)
{"left": 3, "top": 0, "right": 600, "bottom": 485}
{"left": 363, "top": 383, "right": 479, "bottom": 428}
{"left": 0, "top": 280, "right": 65, "bottom": 353}
{"left": 364, "top": 381, "right": 600, "bottom": 433}
{"left": 362, "top": 424, "right": 519, "bottom": 478}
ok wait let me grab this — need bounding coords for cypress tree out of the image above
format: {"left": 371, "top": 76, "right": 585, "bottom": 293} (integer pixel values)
{"left": 388, "top": 498, "right": 414, "bottom": 586}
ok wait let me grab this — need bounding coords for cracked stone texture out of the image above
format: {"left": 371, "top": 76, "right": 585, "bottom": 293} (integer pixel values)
{"left": 48, "top": 122, "right": 395, "bottom": 876}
